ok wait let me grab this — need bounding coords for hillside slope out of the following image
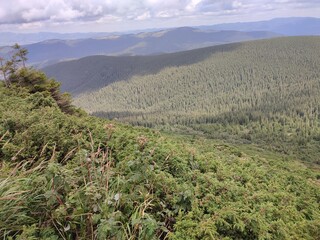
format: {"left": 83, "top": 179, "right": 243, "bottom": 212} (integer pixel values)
{"left": 43, "top": 42, "right": 241, "bottom": 94}
{"left": 74, "top": 37, "right": 320, "bottom": 121}
{"left": 1, "top": 66, "right": 320, "bottom": 239}
{"left": 73, "top": 37, "right": 320, "bottom": 163}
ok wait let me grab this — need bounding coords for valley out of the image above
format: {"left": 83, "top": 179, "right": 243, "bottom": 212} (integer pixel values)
{"left": 0, "top": 12, "right": 320, "bottom": 240}
{"left": 59, "top": 37, "right": 320, "bottom": 164}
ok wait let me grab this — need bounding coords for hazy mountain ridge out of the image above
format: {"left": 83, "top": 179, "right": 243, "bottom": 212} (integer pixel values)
{"left": 203, "top": 17, "right": 320, "bottom": 36}
{"left": 0, "top": 31, "right": 118, "bottom": 46}
{"left": 21, "top": 28, "right": 279, "bottom": 66}
{"left": 3, "top": 17, "right": 319, "bottom": 67}
{"left": 1, "top": 17, "right": 319, "bottom": 46}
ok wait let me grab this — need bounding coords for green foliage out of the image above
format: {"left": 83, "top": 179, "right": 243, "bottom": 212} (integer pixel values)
{"left": 8, "top": 67, "right": 75, "bottom": 114}
{"left": 0, "top": 44, "right": 28, "bottom": 87}
{"left": 1, "top": 44, "right": 75, "bottom": 115}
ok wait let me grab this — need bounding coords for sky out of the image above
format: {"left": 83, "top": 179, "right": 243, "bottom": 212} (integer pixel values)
{"left": 0, "top": 0, "right": 319, "bottom": 33}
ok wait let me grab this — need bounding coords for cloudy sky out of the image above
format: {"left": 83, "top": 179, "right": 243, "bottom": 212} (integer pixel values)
{"left": 0, "top": 0, "right": 319, "bottom": 33}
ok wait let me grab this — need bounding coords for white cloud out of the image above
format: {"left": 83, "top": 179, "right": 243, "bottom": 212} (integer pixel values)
{"left": 136, "top": 11, "right": 151, "bottom": 21}
{"left": 0, "top": 0, "right": 319, "bottom": 32}
{"left": 186, "top": 0, "right": 202, "bottom": 12}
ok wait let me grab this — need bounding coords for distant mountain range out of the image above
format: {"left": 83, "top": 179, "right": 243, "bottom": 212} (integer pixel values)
{"left": 0, "top": 32, "right": 117, "bottom": 46}
{"left": 202, "top": 17, "right": 320, "bottom": 36}
{"left": 14, "top": 28, "right": 280, "bottom": 67}
{"left": 1, "top": 17, "right": 319, "bottom": 68}
{"left": 1, "top": 17, "right": 319, "bottom": 46}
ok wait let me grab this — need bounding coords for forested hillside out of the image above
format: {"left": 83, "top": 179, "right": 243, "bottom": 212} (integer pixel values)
{"left": 74, "top": 37, "right": 320, "bottom": 163}
{"left": 1, "top": 49, "right": 320, "bottom": 239}
{"left": 43, "top": 44, "right": 234, "bottom": 94}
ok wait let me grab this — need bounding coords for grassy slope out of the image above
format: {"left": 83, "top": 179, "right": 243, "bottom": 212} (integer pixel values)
{"left": 1, "top": 78, "right": 320, "bottom": 239}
